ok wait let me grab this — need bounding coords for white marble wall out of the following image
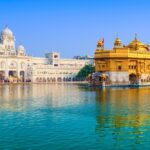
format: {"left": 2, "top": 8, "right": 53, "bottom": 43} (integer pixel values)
{"left": 106, "top": 72, "right": 129, "bottom": 83}
{"left": 0, "top": 27, "right": 94, "bottom": 82}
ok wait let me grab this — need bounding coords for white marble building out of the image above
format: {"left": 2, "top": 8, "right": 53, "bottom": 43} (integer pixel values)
{"left": 0, "top": 26, "right": 93, "bottom": 83}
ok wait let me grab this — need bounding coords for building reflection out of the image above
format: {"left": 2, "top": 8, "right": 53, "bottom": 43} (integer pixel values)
{"left": 95, "top": 87, "right": 150, "bottom": 147}
{"left": 0, "top": 83, "right": 88, "bottom": 111}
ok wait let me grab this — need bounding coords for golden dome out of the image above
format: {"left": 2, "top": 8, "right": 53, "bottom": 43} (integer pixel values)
{"left": 98, "top": 39, "right": 103, "bottom": 45}
{"left": 114, "top": 37, "right": 122, "bottom": 48}
{"left": 97, "top": 39, "right": 104, "bottom": 48}
{"left": 128, "top": 37, "right": 149, "bottom": 51}
{"left": 115, "top": 37, "right": 121, "bottom": 43}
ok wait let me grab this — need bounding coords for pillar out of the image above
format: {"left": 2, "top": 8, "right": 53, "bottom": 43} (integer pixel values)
{"left": 17, "top": 70, "right": 20, "bottom": 80}
{"left": 5, "top": 70, "right": 9, "bottom": 80}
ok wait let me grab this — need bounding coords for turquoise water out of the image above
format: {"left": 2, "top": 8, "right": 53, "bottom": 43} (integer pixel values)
{"left": 0, "top": 84, "right": 150, "bottom": 150}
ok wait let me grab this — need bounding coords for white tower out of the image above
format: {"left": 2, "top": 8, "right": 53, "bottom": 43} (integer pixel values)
{"left": 0, "top": 26, "right": 16, "bottom": 55}
{"left": 45, "top": 52, "right": 60, "bottom": 66}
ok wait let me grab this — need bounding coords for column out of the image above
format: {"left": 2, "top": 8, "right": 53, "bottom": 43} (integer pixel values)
{"left": 17, "top": 70, "right": 20, "bottom": 80}
{"left": 5, "top": 70, "right": 9, "bottom": 80}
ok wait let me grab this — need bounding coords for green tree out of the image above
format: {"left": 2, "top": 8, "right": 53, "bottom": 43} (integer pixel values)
{"left": 76, "top": 64, "right": 95, "bottom": 80}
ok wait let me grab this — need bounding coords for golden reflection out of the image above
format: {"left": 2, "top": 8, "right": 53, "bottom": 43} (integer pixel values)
{"left": 95, "top": 87, "right": 150, "bottom": 144}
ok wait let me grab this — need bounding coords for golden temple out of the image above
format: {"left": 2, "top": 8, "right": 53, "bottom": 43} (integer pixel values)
{"left": 94, "top": 36, "right": 150, "bottom": 86}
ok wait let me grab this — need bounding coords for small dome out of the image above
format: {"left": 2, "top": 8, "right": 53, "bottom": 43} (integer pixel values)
{"left": 114, "top": 37, "right": 122, "bottom": 48}
{"left": 97, "top": 39, "right": 104, "bottom": 47}
{"left": 2, "top": 26, "right": 13, "bottom": 37}
{"left": 115, "top": 37, "right": 121, "bottom": 43}
{"left": 128, "top": 37, "right": 149, "bottom": 51}
{"left": 98, "top": 39, "right": 103, "bottom": 44}
{"left": 18, "top": 45, "right": 25, "bottom": 51}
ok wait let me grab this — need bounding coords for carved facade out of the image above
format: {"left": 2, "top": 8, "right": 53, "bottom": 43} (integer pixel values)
{"left": 0, "top": 26, "right": 93, "bottom": 83}
{"left": 94, "top": 36, "right": 150, "bottom": 85}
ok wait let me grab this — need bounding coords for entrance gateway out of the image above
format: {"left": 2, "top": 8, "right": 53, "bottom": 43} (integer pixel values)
{"left": 9, "top": 71, "right": 17, "bottom": 77}
{"left": 20, "top": 71, "right": 25, "bottom": 82}
{"left": 129, "top": 74, "right": 138, "bottom": 84}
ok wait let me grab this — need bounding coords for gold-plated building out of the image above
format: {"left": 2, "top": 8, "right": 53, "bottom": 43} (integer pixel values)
{"left": 94, "top": 36, "right": 150, "bottom": 85}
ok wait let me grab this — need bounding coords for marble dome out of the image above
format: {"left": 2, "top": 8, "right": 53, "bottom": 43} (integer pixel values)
{"left": 18, "top": 45, "right": 25, "bottom": 51}
{"left": 2, "top": 26, "right": 13, "bottom": 37}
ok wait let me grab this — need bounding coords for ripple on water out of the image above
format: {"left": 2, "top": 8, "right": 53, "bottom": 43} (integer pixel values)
{"left": 0, "top": 84, "right": 150, "bottom": 149}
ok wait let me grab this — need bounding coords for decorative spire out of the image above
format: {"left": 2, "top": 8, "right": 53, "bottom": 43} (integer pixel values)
{"left": 97, "top": 38, "right": 104, "bottom": 50}
{"left": 114, "top": 36, "right": 122, "bottom": 48}
{"left": 116, "top": 33, "right": 118, "bottom": 38}
{"left": 135, "top": 33, "right": 138, "bottom": 40}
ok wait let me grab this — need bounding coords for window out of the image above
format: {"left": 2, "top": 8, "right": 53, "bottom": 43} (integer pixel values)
{"left": 129, "top": 65, "right": 136, "bottom": 69}
{"left": 132, "top": 65, "right": 134, "bottom": 69}
{"left": 54, "top": 64, "right": 58, "bottom": 67}
{"left": 54, "top": 55, "right": 58, "bottom": 58}
{"left": 118, "top": 66, "right": 122, "bottom": 70}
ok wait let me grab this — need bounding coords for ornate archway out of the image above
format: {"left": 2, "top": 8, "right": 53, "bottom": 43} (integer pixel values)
{"left": 20, "top": 71, "right": 25, "bottom": 82}
{"left": 57, "top": 77, "right": 62, "bottom": 82}
{"left": 129, "top": 74, "right": 138, "bottom": 84}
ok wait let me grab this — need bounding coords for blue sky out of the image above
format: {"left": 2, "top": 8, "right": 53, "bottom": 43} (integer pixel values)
{"left": 0, "top": 0, "right": 150, "bottom": 58}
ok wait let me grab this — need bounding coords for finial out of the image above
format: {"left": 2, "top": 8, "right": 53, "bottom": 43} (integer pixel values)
{"left": 5, "top": 24, "right": 8, "bottom": 28}
{"left": 135, "top": 33, "right": 138, "bottom": 40}
{"left": 116, "top": 33, "right": 118, "bottom": 38}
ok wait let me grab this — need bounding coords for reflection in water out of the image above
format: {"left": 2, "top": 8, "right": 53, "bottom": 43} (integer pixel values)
{"left": 0, "top": 84, "right": 91, "bottom": 111}
{"left": 0, "top": 84, "right": 150, "bottom": 149}
{"left": 95, "top": 88, "right": 150, "bottom": 149}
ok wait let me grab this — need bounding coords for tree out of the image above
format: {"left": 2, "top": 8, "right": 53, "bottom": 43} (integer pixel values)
{"left": 76, "top": 64, "right": 95, "bottom": 81}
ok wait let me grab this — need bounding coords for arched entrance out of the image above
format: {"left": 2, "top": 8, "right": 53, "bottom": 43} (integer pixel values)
{"left": 9, "top": 71, "right": 17, "bottom": 83}
{"left": 39, "top": 77, "right": 42, "bottom": 82}
{"left": 47, "top": 77, "right": 50, "bottom": 82}
{"left": 36, "top": 77, "right": 39, "bottom": 82}
{"left": 43, "top": 78, "right": 46, "bottom": 82}
{"left": 57, "top": 77, "right": 62, "bottom": 82}
{"left": 50, "top": 77, "right": 53, "bottom": 82}
{"left": 99, "top": 74, "right": 108, "bottom": 82}
{"left": 20, "top": 71, "right": 25, "bottom": 82}
{"left": 129, "top": 74, "right": 138, "bottom": 84}
{"left": 63, "top": 77, "right": 66, "bottom": 82}
{"left": 52, "top": 78, "right": 56, "bottom": 82}
{"left": 9, "top": 71, "right": 17, "bottom": 77}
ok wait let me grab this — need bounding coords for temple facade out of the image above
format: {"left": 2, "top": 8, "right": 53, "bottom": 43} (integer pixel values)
{"left": 0, "top": 26, "right": 93, "bottom": 83}
{"left": 94, "top": 36, "right": 150, "bottom": 86}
